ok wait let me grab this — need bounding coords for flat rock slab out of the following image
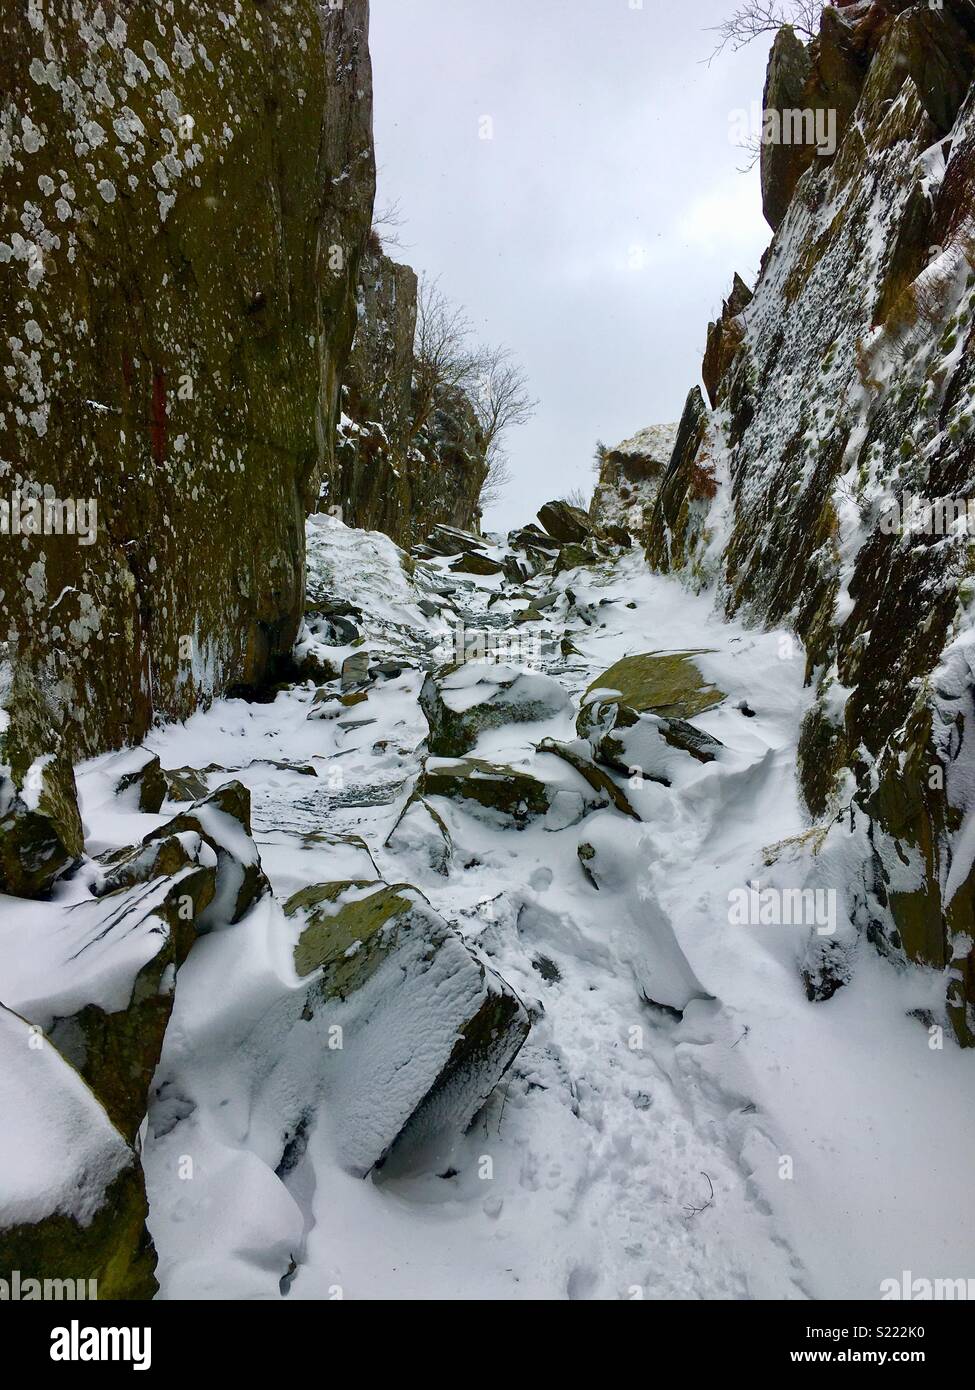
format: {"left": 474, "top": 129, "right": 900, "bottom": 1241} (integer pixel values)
{"left": 583, "top": 651, "right": 725, "bottom": 721}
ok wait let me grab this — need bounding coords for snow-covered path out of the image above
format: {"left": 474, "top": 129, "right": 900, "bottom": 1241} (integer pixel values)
{"left": 68, "top": 518, "right": 975, "bottom": 1300}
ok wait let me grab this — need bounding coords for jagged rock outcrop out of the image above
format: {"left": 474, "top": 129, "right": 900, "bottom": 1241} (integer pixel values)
{"left": 644, "top": 0, "right": 975, "bottom": 1040}
{"left": 0, "top": 0, "right": 375, "bottom": 762}
{"left": 590, "top": 423, "right": 679, "bottom": 536}
{"left": 702, "top": 275, "right": 753, "bottom": 408}
{"left": 331, "top": 248, "right": 488, "bottom": 546}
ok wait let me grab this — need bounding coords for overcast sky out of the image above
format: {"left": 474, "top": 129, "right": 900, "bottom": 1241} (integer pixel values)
{"left": 370, "top": 0, "right": 775, "bottom": 533}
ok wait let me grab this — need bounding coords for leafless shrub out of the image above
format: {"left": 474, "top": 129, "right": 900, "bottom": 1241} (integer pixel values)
{"left": 562, "top": 487, "right": 590, "bottom": 511}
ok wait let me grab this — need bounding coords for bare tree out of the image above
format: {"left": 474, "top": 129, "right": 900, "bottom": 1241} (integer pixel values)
{"left": 469, "top": 346, "right": 537, "bottom": 468}
{"left": 708, "top": 0, "right": 822, "bottom": 60}
{"left": 479, "top": 455, "right": 512, "bottom": 512}
{"left": 468, "top": 347, "right": 537, "bottom": 511}
{"left": 410, "top": 276, "right": 478, "bottom": 443}
{"left": 410, "top": 277, "right": 537, "bottom": 509}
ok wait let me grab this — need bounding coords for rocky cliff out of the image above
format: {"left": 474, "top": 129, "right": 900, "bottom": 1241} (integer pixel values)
{"left": 0, "top": 0, "right": 375, "bottom": 763}
{"left": 644, "top": 0, "right": 975, "bottom": 1042}
{"left": 331, "top": 247, "right": 488, "bottom": 547}
{"left": 590, "top": 423, "right": 679, "bottom": 536}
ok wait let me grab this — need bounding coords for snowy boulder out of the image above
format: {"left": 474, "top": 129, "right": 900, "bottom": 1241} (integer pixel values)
{"left": 537, "top": 499, "right": 594, "bottom": 544}
{"left": 578, "top": 652, "right": 725, "bottom": 782}
{"left": 284, "top": 881, "right": 530, "bottom": 1174}
{"left": 582, "top": 652, "right": 725, "bottom": 722}
{"left": 536, "top": 738, "right": 640, "bottom": 820}
{"left": 114, "top": 751, "right": 167, "bottom": 814}
{"left": 417, "top": 757, "right": 555, "bottom": 829}
{"left": 143, "top": 782, "right": 270, "bottom": 927}
{"left": 385, "top": 795, "right": 453, "bottom": 875}
{"left": 0, "top": 789, "right": 270, "bottom": 1138}
{"left": 421, "top": 662, "right": 571, "bottom": 758}
{"left": 92, "top": 831, "right": 211, "bottom": 899}
{"left": 0, "top": 754, "right": 84, "bottom": 899}
{"left": 582, "top": 703, "right": 723, "bottom": 786}
{"left": 554, "top": 540, "right": 604, "bottom": 576}
{"left": 6, "top": 836, "right": 219, "bottom": 1141}
{"left": 0, "top": 1004, "right": 158, "bottom": 1299}
{"left": 423, "top": 524, "right": 487, "bottom": 558}
{"left": 450, "top": 551, "right": 506, "bottom": 577}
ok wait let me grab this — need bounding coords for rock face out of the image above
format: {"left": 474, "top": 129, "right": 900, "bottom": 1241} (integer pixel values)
{"left": 0, "top": 0, "right": 375, "bottom": 761}
{"left": 702, "top": 275, "right": 753, "bottom": 409}
{"left": 332, "top": 247, "right": 488, "bottom": 546}
{"left": 643, "top": 0, "right": 975, "bottom": 1040}
{"left": 760, "top": 24, "right": 816, "bottom": 231}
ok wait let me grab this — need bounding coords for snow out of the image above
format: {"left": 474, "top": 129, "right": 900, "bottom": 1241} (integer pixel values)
{"left": 4, "top": 516, "right": 974, "bottom": 1299}
{"left": 0, "top": 859, "right": 203, "bottom": 1024}
{"left": 0, "top": 1003, "right": 132, "bottom": 1228}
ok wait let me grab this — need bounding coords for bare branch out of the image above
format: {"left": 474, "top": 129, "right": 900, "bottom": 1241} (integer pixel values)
{"left": 735, "top": 132, "right": 763, "bottom": 174}
{"left": 562, "top": 487, "right": 590, "bottom": 511}
{"left": 410, "top": 275, "right": 478, "bottom": 443}
{"left": 683, "top": 1173, "right": 716, "bottom": 1221}
{"left": 478, "top": 453, "right": 512, "bottom": 512}
{"left": 370, "top": 197, "right": 409, "bottom": 253}
{"left": 706, "top": 0, "right": 823, "bottom": 62}
{"left": 410, "top": 278, "right": 537, "bottom": 512}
